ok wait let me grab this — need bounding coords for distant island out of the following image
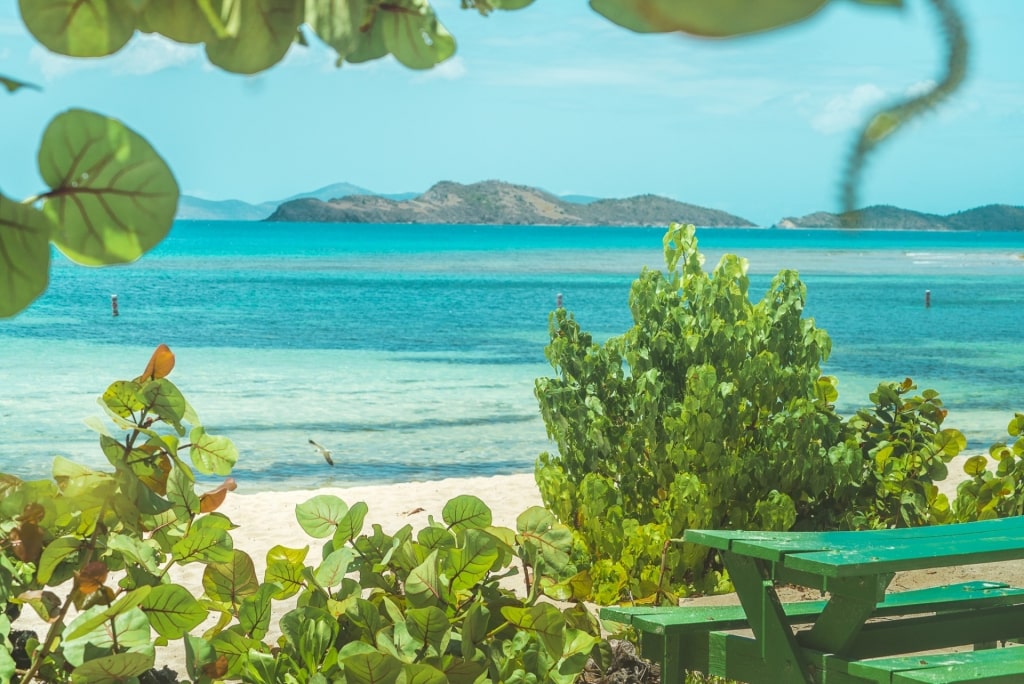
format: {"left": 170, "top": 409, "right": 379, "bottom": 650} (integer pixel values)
{"left": 176, "top": 179, "right": 1024, "bottom": 230}
{"left": 264, "top": 180, "right": 755, "bottom": 227}
{"left": 776, "top": 204, "right": 1024, "bottom": 231}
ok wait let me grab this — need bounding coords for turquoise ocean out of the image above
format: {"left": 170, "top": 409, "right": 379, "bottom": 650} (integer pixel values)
{"left": 2, "top": 222, "right": 1022, "bottom": 492}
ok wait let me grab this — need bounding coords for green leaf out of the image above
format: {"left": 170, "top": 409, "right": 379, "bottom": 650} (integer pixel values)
{"left": 501, "top": 603, "right": 566, "bottom": 660}
{"left": 70, "top": 651, "right": 155, "bottom": 683}
{"left": 142, "top": 379, "right": 188, "bottom": 434}
{"left": 205, "top": 0, "right": 304, "bottom": 74}
{"left": 296, "top": 494, "right": 349, "bottom": 538}
{"left": 265, "top": 560, "right": 304, "bottom": 600}
{"left": 405, "top": 606, "right": 449, "bottom": 656}
{"left": 305, "top": 0, "right": 367, "bottom": 59}
{"left": 335, "top": 501, "right": 369, "bottom": 543}
{"left": 378, "top": 0, "right": 456, "bottom": 70}
{"left": 402, "top": 663, "right": 449, "bottom": 684}
{"left": 964, "top": 455, "right": 989, "bottom": 477}
{"left": 38, "top": 109, "right": 178, "bottom": 265}
{"left": 342, "top": 650, "right": 402, "bottom": 684}
{"left": 211, "top": 628, "right": 263, "bottom": 678}
{"left": 36, "top": 536, "right": 83, "bottom": 585}
{"left": 167, "top": 462, "right": 200, "bottom": 519}
{"left": 448, "top": 529, "right": 499, "bottom": 592}
{"left": 189, "top": 426, "right": 239, "bottom": 476}
{"left": 185, "top": 633, "right": 217, "bottom": 682}
{"left": 315, "top": 547, "right": 354, "bottom": 588}
{"left": 140, "top": 583, "right": 206, "bottom": 639}
{"left": 19, "top": 0, "right": 137, "bottom": 57}
{"left": 64, "top": 597, "right": 152, "bottom": 663}
{"left": 0, "top": 74, "right": 41, "bottom": 93}
{"left": 137, "top": 0, "right": 218, "bottom": 43}
{"left": 406, "top": 550, "right": 450, "bottom": 608}
{"left": 203, "top": 549, "right": 260, "bottom": 605}
{"left": 517, "top": 506, "right": 572, "bottom": 570}
{"left": 588, "top": 0, "right": 834, "bottom": 35}
{"left": 173, "top": 520, "right": 233, "bottom": 565}
{"left": 442, "top": 495, "right": 492, "bottom": 534}
{"left": 0, "top": 194, "right": 54, "bottom": 317}
{"left": 238, "top": 583, "right": 277, "bottom": 640}
{"left": 107, "top": 533, "right": 160, "bottom": 573}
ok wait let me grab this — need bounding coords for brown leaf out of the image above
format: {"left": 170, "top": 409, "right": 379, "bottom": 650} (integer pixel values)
{"left": 16, "top": 590, "right": 62, "bottom": 622}
{"left": 202, "top": 655, "right": 229, "bottom": 678}
{"left": 199, "top": 477, "right": 238, "bottom": 514}
{"left": 11, "top": 522, "right": 43, "bottom": 563}
{"left": 75, "top": 561, "right": 109, "bottom": 594}
{"left": 18, "top": 502, "right": 45, "bottom": 525}
{"left": 135, "top": 343, "right": 175, "bottom": 382}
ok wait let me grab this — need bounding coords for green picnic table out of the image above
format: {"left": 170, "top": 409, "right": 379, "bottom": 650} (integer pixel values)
{"left": 603, "top": 516, "right": 1024, "bottom": 684}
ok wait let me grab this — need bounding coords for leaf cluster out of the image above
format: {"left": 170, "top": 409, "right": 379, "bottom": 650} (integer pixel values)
{"left": 0, "top": 345, "right": 607, "bottom": 682}
{"left": 534, "top": 224, "right": 973, "bottom": 603}
{"left": 951, "top": 413, "right": 1024, "bottom": 521}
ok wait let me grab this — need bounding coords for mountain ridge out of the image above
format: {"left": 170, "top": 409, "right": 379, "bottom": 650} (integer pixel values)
{"left": 776, "top": 204, "right": 1024, "bottom": 231}
{"left": 265, "top": 180, "right": 756, "bottom": 227}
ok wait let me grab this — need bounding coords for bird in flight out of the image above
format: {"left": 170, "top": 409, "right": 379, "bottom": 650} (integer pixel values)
{"left": 309, "top": 439, "right": 335, "bottom": 466}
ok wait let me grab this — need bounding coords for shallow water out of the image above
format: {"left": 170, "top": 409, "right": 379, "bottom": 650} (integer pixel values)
{"left": 2, "top": 223, "right": 1022, "bottom": 490}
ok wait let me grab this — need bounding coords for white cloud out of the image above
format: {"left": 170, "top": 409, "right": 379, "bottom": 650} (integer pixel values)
{"left": 811, "top": 83, "right": 887, "bottom": 134}
{"left": 31, "top": 33, "right": 200, "bottom": 81}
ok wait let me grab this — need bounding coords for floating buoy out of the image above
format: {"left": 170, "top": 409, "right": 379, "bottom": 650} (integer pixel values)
{"left": 111, "top": 294, "right": 119, "bottom": 317}
{"left": 925, "top": 290, "right": 931, "bottom": 308}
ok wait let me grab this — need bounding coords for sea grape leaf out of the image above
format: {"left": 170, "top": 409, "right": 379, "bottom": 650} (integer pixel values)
{"left": 211, "top": 629, "right": 263, "bottom": 678}
{"left": 199, "top": 477, "right": 238, "bottom": 513}
{"left": 378, "top": 0, "right": 456, "bottom": 70}
{"left": 305, "top": 0, "right": 367, "bottom": 59}
{"left": 442, "top": 495, "right": 492, "bottom": 534}
{"left": 334, "top": 501, "right": 369, "bottom": 543}
{"left": 405, "top": 606, "right": 449, "bottom": 656}
{"left": 448, "top": 529, "right": 499, "bottom": 592}
{"left": 38, "top": 109, "right": 178, "bottom": 265}
{"left": 342, "top": 650, "right": 403, "bottom": 684}
{"left": 0, "top": 195, "right": 53, "bottom": 317}
{"left": 265, "top": 560, "right": 304, "bottom": 600}
{"left": 516, "top": 506, "right": 572, "bottom": 570}
{"left": 401, "top": 663, "right": 448, "bottom": 684}
{"left": 406, "top": 550, "right": 450, "bottom": 608}
{"left": 501, "top": 603, "right": 566, "bottom": 660}
{"left": 167, "top": 462, "right": 200, "bottom": 519}
{"left": 205, "top": 0, "right": 304, "bottom": 74}
{"left": 102, "top": 381, "right": 146, "bottom": 419}
{"left": 107, "top": 533, "right": 160, "bottom": 573}
{"left": 140, "top": 583, "right": 206, "bottom": 638}
{"left": 137, "top": 0, "right": 219, "bottom": 43}
{"left": 142, "top": 379, "right": 188, "bottom": 434}
{"left": 173, "top": 521, "right": 233, "bottom": 565}
{"left": 69, "top": 651, "right": 156, "bottom": 683}
{"left": 36, "top": 536, "right": 83, "bottom": 585}
{"left": 19, "top": 0, "right": 137, "bottom": 57}
{"left": 315, "top": 547, "right": 354, "bottom": 588}
{"left": 238, "top": 583, "right": 277, "bottom": 640}
{"left": 203, "top": 549, "right": 260, "bottom": 605}
{"left": 1, "top": 74, "right": 41, "bottom": 93}
{"left": 64, "top": 598, "right": 152, "bottom": 662}
{"left": 189, "top": 426, "right": 238, "bottom": 476}
{"left": 136, "top": 343, "right": 176, "bottom": 382}
{"left": 588, "top": 0, "right": 828, "bottom": 36}
{"left": 296, "top": 494, "right": 349, "bottom": 538}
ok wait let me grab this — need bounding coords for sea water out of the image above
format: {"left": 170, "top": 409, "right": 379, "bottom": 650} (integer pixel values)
{"left": 1, "top": 222, "right": 1022, "bottom": 491}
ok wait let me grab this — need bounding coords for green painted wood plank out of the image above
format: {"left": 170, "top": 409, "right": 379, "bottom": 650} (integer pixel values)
{"left": 786, "top": 534, "right": 1024, "bottom": 577}
{"left": 848, "top": 647, "right": 1024, "bottom": 684}
{"left": 599, "top": 582, "right": 1024, "bottom": 635}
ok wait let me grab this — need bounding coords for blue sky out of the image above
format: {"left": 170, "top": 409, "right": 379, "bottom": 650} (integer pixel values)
{"left": 1, "top": 1, "right": 1022, "bottom": 225}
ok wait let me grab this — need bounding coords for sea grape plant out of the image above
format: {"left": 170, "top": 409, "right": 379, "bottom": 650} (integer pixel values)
{"left": 0, "top": 345, "right": 604, "bottom": 682}
{"left": 0, "top": 344, "right": 240, "bottom": 683}
{"left": 535, "top": 223, "right": 846, "bottom": 602}
{"left": 534, "top": 223, "right": 970, "bottom": 603}
{"left": 952, "top": 412, "right": 1024, "bottom": 521}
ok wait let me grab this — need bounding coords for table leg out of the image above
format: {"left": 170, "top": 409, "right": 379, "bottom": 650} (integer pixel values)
{"left": 724, "top": 552, "right": 818, "bottom": 684}
{"left": 800, "top": 573, "right": 894, "bottom": 655}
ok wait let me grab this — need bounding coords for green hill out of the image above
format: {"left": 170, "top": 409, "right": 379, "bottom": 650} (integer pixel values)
{"left": 776, "top": 204, "right": 1024, "bottom": 230}
{"left": 266, "top": 180, "right": 755, "bottom": 227}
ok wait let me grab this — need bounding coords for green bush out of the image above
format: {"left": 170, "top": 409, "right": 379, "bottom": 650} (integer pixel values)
{"left": 534, "top": 224, "right": 969, "bottom": 603}
{"left": 0, "top": 347, "right": 605, "bottom": 683}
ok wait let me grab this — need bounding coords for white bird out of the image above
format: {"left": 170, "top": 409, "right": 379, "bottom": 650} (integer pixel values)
{"left": 309, "top": 439, "right": 334, "bottom": 466}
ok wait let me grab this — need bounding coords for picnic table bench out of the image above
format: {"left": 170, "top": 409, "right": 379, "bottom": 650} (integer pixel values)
{"left": 601, "top": 516, "right": 1024, "bottom": 684}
